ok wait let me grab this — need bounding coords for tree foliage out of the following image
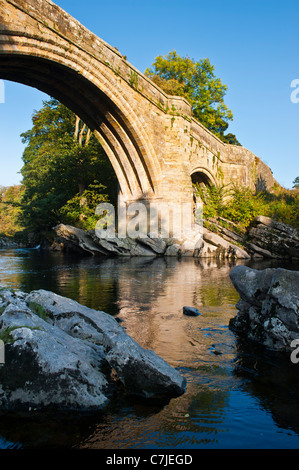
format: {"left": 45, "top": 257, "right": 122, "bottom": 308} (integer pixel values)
{"left": 293, "top": 176, "right": 299, "bottom": 189}
{"left": 58, "top": 181, "right": 110, "bottom": 231}
{"left": 0, "top": 185, "right": 25, "bottom": 237}
{"left": 20, "top": 99, "right": 118, "bottom": 232}
{"left": 145, "top": 50, "right": 240, "bottom": 145}
{"left": 194, "top": 182, "right": 299, "bottom": 230}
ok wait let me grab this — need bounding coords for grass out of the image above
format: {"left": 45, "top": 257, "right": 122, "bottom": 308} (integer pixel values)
{"left": 27, "top": 301, "right": 49, "bottom": 322}
{"left": 0, "top": 325, "right": 43, "bottom": 344}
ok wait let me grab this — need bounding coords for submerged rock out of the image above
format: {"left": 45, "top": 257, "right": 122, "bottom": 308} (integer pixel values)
{"left": 183, "top": 306, "right": 201, "bottom": 317}
{"left": 229, "top": 265, "right": 299, "bottom": 352}
{"left": 0, "top": 287, "right": 186, "bottom": 411}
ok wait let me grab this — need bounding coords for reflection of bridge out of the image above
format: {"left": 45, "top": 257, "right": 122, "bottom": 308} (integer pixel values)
{"left": 0, "top": 0, "right": 277, "bottom": 212}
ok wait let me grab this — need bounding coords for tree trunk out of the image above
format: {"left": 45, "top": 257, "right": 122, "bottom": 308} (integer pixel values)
{"left": 78, "top": 183, "right": 85, "bottom": 195}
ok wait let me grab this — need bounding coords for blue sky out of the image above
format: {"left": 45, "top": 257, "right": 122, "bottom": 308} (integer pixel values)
{"left": 0, "top": 0, "right": 298, "bottom": 188}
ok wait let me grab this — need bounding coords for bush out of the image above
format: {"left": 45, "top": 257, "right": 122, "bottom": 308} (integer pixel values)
{"left": 194, "top": 182, "right": 299, "bottom": 230}
{"left": 223, "top": 185, "right": 267, "bottom": 228}
{"left": 0, "top": 185, "right": 25, "bottom": 237}
{"left": 194, "top": 183, "right": 228, "bottom": 219}
{"left": 266, "top": 191, "right": 299, "bottom": 229}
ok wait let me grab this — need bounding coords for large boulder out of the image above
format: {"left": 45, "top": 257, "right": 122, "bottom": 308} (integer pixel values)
{"left": 0, "top": 287, "right": 186, "bottom": 411}
{"left": 229, "top": 265, "right": 299, "bottom": 352}
{"left": 202, "top": 228, "right": 250, "bottom": 259}
{"left": 247, "top": 216, "right": 299, "bottom": 260}
{"left": 52, "top": 224, "right": 108, "bottom": 255}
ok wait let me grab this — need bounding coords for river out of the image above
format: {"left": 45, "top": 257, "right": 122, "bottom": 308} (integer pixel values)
{"left": 0, "top": 248, "right": 299, "bottom": 449}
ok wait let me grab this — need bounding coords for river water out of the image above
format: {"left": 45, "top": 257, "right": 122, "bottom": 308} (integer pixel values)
{"left": 0, "top": 248, "right": 299, "bottom": 449}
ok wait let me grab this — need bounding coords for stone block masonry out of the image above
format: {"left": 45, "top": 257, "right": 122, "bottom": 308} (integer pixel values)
{"left": 0, "top": 0, "right": 279, "bottom": 219}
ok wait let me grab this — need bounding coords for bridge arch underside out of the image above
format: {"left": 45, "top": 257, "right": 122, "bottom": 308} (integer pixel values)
{"left": 0, "top": 53, "right": 156, "bottom": 202}
{"left": 191, "top": 168, "right": 216, "bottom": 188}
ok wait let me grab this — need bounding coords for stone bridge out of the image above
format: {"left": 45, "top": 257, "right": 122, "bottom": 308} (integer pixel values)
{"left": 0, "top": 0, "right": 277, "bottom": 216}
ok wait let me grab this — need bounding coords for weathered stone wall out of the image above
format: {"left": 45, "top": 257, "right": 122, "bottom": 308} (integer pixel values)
{"left": 0, "top": 0, "right": 279, "bottom": 214}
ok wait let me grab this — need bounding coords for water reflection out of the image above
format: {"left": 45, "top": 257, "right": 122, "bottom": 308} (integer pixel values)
{"left": 0, "top": 249, "right": 299, "bottom": 448}
{"left": 233, "top": 339, "right": 299, "bottom": 436}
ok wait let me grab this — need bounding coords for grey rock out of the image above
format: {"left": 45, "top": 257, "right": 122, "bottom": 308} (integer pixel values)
{"left": 127, "top": 239, "right": 157, "bottom": 257}
{"left": 247, "top": 216, "right": 299, "bottom": 260}
{"left": 92, "top": 235, "right": 132, "bottom": 256}
{"left": 53, "top": 219, "right": 299, "bottom": 261}
{"left": 53, "top": 224, "right": 107, "bottom": 255}
{"left": 198, "top": 240, "right": 219, "bottom": 258}
{"left": 181, "top": 239, "right": 198, "bottom": 257}
{"left": 229, "top": 265, "right": 276, "bottom": 307}
{"left": 136, "top": 235, "right": 167, "bottom": 255}
{"left": 247, "top": 242, "right": 276, "bottom": 259}
{"left": 203, "top": 228, "right": 250, "bottom": 259}
{"left": 26, "top": 288, "right": 186, "bottom": 374}
{"left": 92, "top": 233, "right": 158, "bottom": 257}
{"left": 0, "top": 237, "right": 19, "bottom": 248}
{"left": 183, "top": 306, "right": 201, "bottom": 316}
{"left": 105, "top": 333, "right": 186, "bottom": 399}
{"left": 0, "top": 287, "right": 186, "bottom": 411}
{"left": 165, "top": 243, "right": 181, "bottom": 257}
{"left": 0, "top": 292, "right": 109, "bottom": 411}
{"left": 229, "top": 266, "right": 299, "bottom": 352}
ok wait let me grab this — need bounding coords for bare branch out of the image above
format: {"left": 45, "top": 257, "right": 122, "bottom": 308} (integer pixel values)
{"left": 79, "top": 123, "right": 86, "bottom": 146}
{"left": 85, "top": 128, "right": 92, "bottom": 147}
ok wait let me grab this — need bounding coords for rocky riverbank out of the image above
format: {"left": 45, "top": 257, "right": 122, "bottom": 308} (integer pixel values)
{"left": 0, "top": 237, "right": 20, "bottom": 249}
{"left": 0, "top": 233, "right": 40, "bottom": 249}
{"left": 0, "top": 287, "right": 186, "bottom": 411}
{"left": 229, "top": 265, "right": 299, "bottom": 352}
{"left": 46, "top": 215, "right": 299, "bottom": 261}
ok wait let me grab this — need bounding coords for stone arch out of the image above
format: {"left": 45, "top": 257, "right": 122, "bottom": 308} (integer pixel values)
{"left": 190, "top": 168, "right": 217, "bottom": 210}
{"left": 0, "top": 1, "right": 163, "bottom": 202}
{"left": 0, "top": 0, "right": 279, "bottom": 213}
{"left": 191, "top": 168, "right": 216, "bottom": 188}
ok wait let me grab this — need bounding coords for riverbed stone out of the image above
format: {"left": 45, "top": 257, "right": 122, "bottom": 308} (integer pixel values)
{"left": 183, "top": 306, "right": 201, "bottom": 316}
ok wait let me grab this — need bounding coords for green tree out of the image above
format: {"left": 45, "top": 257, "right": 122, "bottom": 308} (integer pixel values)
{"left": 194, "top": 181, "right": 299, "bottom": 230}
{"left": 145, "top": 51, "right": 240, "bottom": 145}
{"left": 20, "top": 99, "right": 118, "bottom": 232}
{"left": 0, "top": 185, "right": 25, "bottom": 236}
{"left": 292, "top": 176, "right": 299, "bottom": 189}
